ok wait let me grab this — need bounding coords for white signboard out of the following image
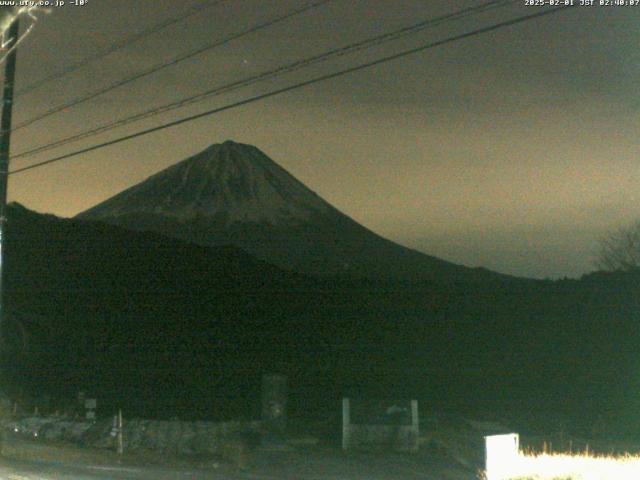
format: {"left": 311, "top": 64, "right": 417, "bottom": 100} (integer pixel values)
{"left": 485, "top": 433, "right": 520, "bottom": 480}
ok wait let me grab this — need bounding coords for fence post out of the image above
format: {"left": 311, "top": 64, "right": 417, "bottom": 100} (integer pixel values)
{"left": 410, "top": 399, "right": 419, "bottom": 452}
{"left": 342, "top": 398, "right": 350, "bottom": 451}
{"left": 117, "top": 409, "right": 123, "bottom": 455}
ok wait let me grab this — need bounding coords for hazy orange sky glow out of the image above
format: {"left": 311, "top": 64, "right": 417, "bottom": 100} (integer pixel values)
{"left": 5, "top": 0, "right": 639, "bottom": 278}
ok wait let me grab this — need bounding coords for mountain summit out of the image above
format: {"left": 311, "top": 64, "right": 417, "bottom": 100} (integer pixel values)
{"left": 78, "top": 141, "right": 511, "bottom": 283}
{"left": 80, "top": 140, "right": 334, "bottom": 226}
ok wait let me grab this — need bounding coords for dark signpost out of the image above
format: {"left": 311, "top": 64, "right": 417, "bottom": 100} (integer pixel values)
{"left": 261, "top": 374, "right": 287, "bottom": 447}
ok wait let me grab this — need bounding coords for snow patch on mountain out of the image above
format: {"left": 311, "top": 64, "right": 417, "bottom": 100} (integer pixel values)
{"left": 80, "top": 141, "right": 333, "bottom": 226}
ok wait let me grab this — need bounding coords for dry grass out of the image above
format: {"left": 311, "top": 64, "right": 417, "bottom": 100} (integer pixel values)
{"left": 483, "top": 449, "right": 640, "bottom": 480}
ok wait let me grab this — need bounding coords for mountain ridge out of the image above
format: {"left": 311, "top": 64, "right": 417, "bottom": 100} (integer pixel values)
{"left": 77, "top": 140, "right": 521, "bottom": 283}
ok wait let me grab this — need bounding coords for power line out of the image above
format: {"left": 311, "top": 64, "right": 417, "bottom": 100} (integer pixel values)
{"left": 12, "top": 0, "right": 517, "bottom": 162}
{"left": 11, "top": 0, "right": 333, "bottom": 133}
{"left": 9, "top": 5, "right": 573, "bottom": 176}
{"left": 15, "top": 0, "right": 229, "bottom": 98}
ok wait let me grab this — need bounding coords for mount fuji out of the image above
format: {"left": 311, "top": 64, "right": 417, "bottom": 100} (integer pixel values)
{"left": 77, "top": 140, "right": 510, "bottom": 283}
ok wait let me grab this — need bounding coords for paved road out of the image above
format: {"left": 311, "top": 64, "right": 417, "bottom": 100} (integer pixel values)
{"left": 0, "top": 453, "right": 475, "bottom": 480}
{"left": 0, "top": 435, "right": 475, "bottom": 480}
{"left": 0, "top": 457, "right": 257, "bottom": 479}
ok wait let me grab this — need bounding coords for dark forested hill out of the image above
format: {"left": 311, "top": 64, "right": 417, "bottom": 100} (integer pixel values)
{"left": 3, "top": 203, "right": 639, "bottom": 432}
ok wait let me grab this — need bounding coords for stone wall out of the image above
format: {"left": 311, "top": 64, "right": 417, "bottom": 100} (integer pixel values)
{"left": 8, "top": 416, "right": 91, "bottom": 442}
{"left": 7, "top": 416, "right": 262, "bottom": 456}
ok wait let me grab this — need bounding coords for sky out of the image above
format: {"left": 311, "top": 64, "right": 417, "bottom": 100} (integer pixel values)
{"left": 3, "top": 0, "right": 639, "bottom": 279}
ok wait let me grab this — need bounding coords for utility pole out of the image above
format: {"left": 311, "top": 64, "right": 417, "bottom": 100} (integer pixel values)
{"left": 0, "top": 17, "right": 19, "bottom": 345}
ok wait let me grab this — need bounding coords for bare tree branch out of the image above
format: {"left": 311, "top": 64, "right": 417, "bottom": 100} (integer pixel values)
{"left": 597, "top": 220, "right": 640, "bottom": 271}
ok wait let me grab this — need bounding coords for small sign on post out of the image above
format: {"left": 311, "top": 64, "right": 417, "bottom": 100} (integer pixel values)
{"left": 85, "top": 398, "right": 96, "bottom": 421}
